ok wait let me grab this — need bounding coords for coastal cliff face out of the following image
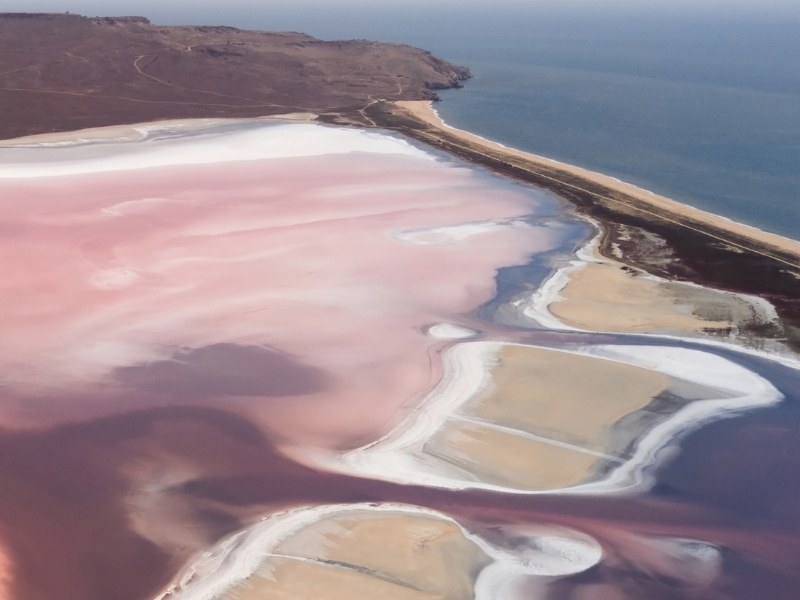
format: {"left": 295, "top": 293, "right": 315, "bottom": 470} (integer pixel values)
{"left": 0, "top": 13, "right": 470, "bottom": 140}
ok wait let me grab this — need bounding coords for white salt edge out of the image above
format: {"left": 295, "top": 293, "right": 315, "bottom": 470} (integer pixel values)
{"left": 291, "top": 341, "right": 783, "bottom": 496}
{"left": 0, "top": 123, "right": 434, "bottom": 179}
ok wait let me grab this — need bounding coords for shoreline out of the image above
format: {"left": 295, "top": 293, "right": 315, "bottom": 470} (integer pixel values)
{"left": 359, "top": 99, "right": 800, "bottom": 351}
{"left": 395, "top": 101, "right": 800, "bottom": 261}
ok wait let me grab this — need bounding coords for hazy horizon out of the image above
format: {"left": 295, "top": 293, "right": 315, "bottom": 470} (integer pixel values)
{"left": 4, "top": 0, "right": 800, "bottom": 24}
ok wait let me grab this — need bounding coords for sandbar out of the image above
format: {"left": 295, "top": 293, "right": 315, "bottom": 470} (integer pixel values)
{"left": 300, "top": 341, "right": 781, "bottom": 495}
{"left": 470, "top": 345, "right": 668, "bottom": 449}
{"left": 158, "top": 503, "right": 601, "bottom": 600}
{"left": 395, "top": 101, "right": 800, "bottom": 261}
{"left": 547, "top": 261, "right": 779, "bottom": 338}
{"left": 521, "top": 231, "right": 784, "bottom": 349}
{"left": 423, "top": 345, "right": 667, "bottom": 490}
{"left": 221, "top": 509, "right": 488, "bottom": 600}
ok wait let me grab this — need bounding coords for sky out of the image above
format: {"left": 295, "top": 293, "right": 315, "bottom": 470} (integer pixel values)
{"left": 5, "top": 0, "right": 800, "bottom": 19}
{"left": 2, "top": 0, "right": 797, "bottom": 45}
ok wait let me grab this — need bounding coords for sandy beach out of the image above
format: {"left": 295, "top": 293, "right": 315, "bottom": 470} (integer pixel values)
{"left": 422, "top": 344, "right": 669, "bottom": 490}
{"left": 395, "top": 101, "right": 800, "bottom": 262}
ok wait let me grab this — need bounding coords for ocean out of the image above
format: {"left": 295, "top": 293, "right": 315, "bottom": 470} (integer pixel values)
{"left": 144, "top": 4, "right": 800, "bottom": 240}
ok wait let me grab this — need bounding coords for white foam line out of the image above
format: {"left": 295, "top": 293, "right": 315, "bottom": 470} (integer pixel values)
{"left": 0, "top": 120, "right": 237, "bottom": 148}
{"left": 635, "top": 331, "right": 800, "bottom": 371}
{"left": 292, "top": 342, "right": 502, "bottom": 489}
{"left": 519, "top": 263, "right": 583, "bottom": 331}
{"left": 0, "top": 122, "right": 434, "bottom": 178}
{"left": 154, "top": 502, "right": 602, "bottom": 600}
{"left": 296, "top": 341, "right": 783, "bottom": 496}
{"left": 0, "top": 116, "right": 323, "bottom": 149}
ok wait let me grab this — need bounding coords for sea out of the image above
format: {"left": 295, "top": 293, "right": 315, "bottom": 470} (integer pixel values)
{"left": 118, "top": 3, "right": 800, "bottom": 240}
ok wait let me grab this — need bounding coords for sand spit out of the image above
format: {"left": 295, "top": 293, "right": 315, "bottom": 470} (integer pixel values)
{"left": 154, "top": 503, "right": 601, "bottom": 600}
{"left": 395, "top": 101, "right": 800, "bottom": 260}
{"left": 522, "top": 230, "right": 783, "bottom": 347}
{"left": 296, "top": 341, "right": 782, "bottom": 494}
{"left": 551, "top": 262, "right": 745, "bottom": 332}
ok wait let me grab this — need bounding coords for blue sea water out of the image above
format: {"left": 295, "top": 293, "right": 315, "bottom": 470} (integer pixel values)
{"left": 148, "top": 4, "right": 800, "bottom": 240}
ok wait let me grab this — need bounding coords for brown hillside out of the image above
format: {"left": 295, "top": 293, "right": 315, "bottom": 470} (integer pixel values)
{"left": 0, "top": 13, "right": 470, "bottom": 139}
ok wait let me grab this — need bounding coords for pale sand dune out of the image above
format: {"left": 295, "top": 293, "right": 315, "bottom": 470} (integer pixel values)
{"left": 397, "top": 101, "right": 800, "bottom": 258}
{"left": 523, "top": 231, "right": 780, "bottom": 339}
{"left": 470, "top": 345, "right": 668, "bottom": 452}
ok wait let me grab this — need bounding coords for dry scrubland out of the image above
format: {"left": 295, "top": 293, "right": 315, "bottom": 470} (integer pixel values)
{"left": 0, "top": 13, "right": 469, "bottom": 140}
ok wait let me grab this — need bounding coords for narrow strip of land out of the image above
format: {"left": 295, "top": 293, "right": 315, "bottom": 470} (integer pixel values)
{"left": 385, "top": 101, "right": 800, "bottom": 269}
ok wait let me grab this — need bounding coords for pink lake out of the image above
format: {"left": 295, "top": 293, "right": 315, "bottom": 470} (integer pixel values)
{"left": 0, "top": 121, "right": 566, "bottom": 449}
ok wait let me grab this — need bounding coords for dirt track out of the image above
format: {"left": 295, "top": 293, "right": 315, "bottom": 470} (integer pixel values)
{"left": 0, "top": 13, "right": 469, "bottom": 140}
